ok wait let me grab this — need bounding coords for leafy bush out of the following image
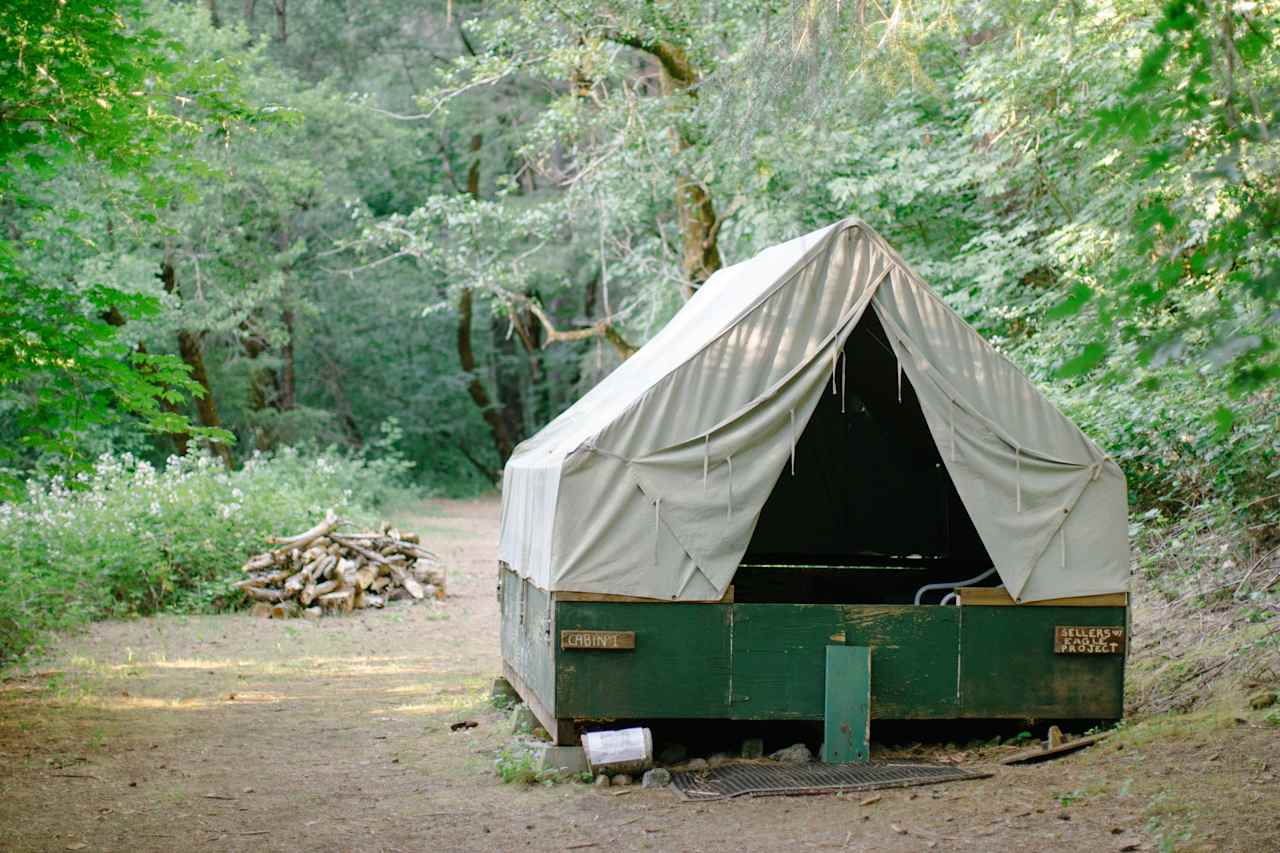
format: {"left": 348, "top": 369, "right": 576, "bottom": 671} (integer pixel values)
{"left": 0, "top": 430, "right": 412, "bottom": 664}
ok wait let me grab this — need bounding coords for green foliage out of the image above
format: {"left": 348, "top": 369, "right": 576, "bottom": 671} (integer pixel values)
{"left": 493, "top": 744, "right": 573, "bottom": 785}
{"left": 0, "top": 0, "right": 248, "bottom": 481}
{"left": 0, "top": 435, "right": 411, "bottom": 664}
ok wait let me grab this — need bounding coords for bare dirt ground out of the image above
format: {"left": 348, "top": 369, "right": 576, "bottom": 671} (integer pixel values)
{"left": 1, "top": 496, "right": 1278, "bottom": 853}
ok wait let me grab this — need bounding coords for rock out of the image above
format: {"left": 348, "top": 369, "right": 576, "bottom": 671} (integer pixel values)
{"left": 1047, "top": 725, "right": 1065, "bottom": 748}
{"left": 657, "top": 743, "right": 687, "bottom": 765}
{"left": 490, "top": 676, "right": 520, "bottom": 709}
{"left": 611, "top": 774, "right": 633, "bottom": 787}
{"left": 740, "top": 737, "right": 764, "bottom": 759}
{"left": 707, "top": 752, "right": 731, "bottom": 768}
{"left": 509, "top": 703, "right": 539, "bottom": 734}
{"left": 1247, "top": 691, "right": 1277, "bottom": 710}
{"left": 769, "top": 743, "right": 813, "bottom": 764}
{"left": 642, "top": 768, "right": 672, "bottom": 788}
{"left": 594, "top": 773, "right": 610, "bottom": 787}
{"left": 686, "top": 758, "right": 708, "bottom": 771}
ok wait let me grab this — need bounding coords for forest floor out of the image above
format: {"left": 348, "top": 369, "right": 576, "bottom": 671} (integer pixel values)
{"left": 1, "top": 496, "right": 1277, "bottom": 853}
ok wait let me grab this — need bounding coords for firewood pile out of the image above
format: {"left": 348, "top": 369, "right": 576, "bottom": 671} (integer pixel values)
{"left": 233, "top": 511, "right": 446, "bottom": 618}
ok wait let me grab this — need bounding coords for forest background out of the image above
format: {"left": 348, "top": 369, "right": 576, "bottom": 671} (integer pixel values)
{"left": 1, "top": 0, "right": 1277, "bottom": 664}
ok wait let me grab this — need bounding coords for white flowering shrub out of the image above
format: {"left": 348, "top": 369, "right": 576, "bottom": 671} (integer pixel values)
{"left": 0, "top": 436, "right": 411, "bottom": 663}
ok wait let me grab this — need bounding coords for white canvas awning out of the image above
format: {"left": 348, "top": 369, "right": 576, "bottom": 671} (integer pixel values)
{"left": 498, "top": 218, "right": 1129, "bottom": 602}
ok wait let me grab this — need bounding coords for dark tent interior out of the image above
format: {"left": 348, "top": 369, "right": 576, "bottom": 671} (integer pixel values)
{"left": 736, "top": 309, "right": 996, "bottom": 605}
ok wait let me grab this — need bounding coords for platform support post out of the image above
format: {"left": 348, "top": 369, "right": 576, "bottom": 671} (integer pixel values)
{"left": 823, "top": 645, "right": 871, "bottom": 764}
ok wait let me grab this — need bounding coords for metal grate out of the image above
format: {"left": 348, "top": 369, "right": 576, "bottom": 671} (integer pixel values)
{"left": 671, "top": 761, "right": 990, "bottom": 800}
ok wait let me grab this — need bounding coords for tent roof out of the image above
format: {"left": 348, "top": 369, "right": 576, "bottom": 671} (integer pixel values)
{"left": 499, "top": 218, "right": 1129, "bottom": 602}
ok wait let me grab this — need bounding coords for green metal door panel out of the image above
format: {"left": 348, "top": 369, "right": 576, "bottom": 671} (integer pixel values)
{"left": 554, "top": 602, "right": 732, "bottom": 718}
{"left": 731, "top": 604, "right": 960, "bottom": 720}
{"left": 959, "top": 606, "right": 1125, "bottom": 719}
{"left": 824, "top": 646, "right": 871, "bottom": 763}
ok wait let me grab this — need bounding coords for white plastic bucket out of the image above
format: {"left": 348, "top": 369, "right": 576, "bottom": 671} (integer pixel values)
{"left": 581, "top": 727, "right": 653, "bottom": 775}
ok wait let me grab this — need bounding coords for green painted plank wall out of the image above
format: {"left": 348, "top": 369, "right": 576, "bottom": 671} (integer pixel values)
{"left": 554, "top": 602, "right": 732, "bottom": 718}
{"left": 959, "top": 605, "right": 1125, "bottom": 718}
{"left": 499, "top": 568, "right": 557, "bottom": 720}
{"left": 731, "top": 604, "right": 961, "bottom": 720}
{"left": 521, "top": 600, "right": 1127, "bottom": 722}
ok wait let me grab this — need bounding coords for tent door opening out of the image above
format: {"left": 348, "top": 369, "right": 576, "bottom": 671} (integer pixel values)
{"left": 735, "top": 309, "right": 996, "bottom": 606}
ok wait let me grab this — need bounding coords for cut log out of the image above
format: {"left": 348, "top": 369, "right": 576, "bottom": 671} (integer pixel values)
{"left": 249, "top": 603, "right": 273, "bottom": 618}
{"left": 388, "top": 563, "right": 425, "bottom": 600}
{"left": 319, "top": 588, "right": 354, "bottom": 613}
{"left": 242, "top": 553, "right": 276, "bottom": 573}
{"left": 331, "top": 536, "right": 395, "bottom": 567}
{"left": 302, "top": 606, "right": 322, "bottom": 619}
{"left": 300, "top": 579, "right": 318, "bottom": 606}
{"left": 354, "top": 566, "right": 377, "bottom": 590}
{"left": 363, "top": 593, "right": 385, "bottom": 608}
{"left": 352, "top": 587, "right": 366, "bottom": 609}
{"left": 284, "top": 570, "right": 308, "bottom": 595}
{"left": 267, "top": 510, "right": 339, "bottom": 551}
{"left": 334, "top": 558, "right": 357, "bottom": 588}
{"left": 270, "top": 601, "right": 301, "bottom": 619}
{"left": 312, "top": 579, "right": 338, "bottom": 598}
{"left": 244, "top": 587, "right": 288, "bottom": 603}
{"left": 370, "top": 576, "right": 390, "bottom": 593}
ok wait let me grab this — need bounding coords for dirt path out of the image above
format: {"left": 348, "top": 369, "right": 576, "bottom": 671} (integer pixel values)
{"left": 1, "top": 497, "right": 1277, "bottom": 852}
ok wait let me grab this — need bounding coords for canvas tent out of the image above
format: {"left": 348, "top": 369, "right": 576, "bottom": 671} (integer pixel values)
{"left": 498, "top": 217, "right": 1129, "bottom": 604}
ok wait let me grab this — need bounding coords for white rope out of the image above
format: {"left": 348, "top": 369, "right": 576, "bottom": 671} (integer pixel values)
{"left": 1015, "top": 447, "right": 1022, "bottom": 513}
{"left": 726, "top": 455, "right": 734, "bottom": 521}
{"left": 949, "top": 401, "right": 957, "bottom": 461}
{"left": 789, "top": 409, "right": 796, "bottom": 475}
{"left": 1060, "top": 527, "right": 1067, "bottom": 569}
{"left": 702, "top": 434, "right": 710, "bottom": 493}
{"left": 896, "top": 353, "right": 902, "bottom": 403}
{"left": 654, "top": 497, "right": 661, "bottom": 567}
{"left": 840, "top": 351, "right": 847, "bottom": 414}
{"left": 831, "top": 350, "right": 838, "bottom": 394}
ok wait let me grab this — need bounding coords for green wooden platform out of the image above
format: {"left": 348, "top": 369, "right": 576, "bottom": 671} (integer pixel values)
{"left": 499, "top": 569, "right": 1126, "bottom": 743}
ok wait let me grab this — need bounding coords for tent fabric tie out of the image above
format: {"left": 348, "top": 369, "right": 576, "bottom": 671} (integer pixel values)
{"left": 896, "top": 350, "right": 902, "bottom": 403}
{"left": 840, "top": 351, "right": 847, "bottom": 414}
{"left": 726, "top": 455, "right": 734, "bottom": 521}
{"left": 949, "top": 401, "right": 957, "bottom": 461}
{"left": 702, "top": 434, "right": 710, "bottom": 493}
{"left": 1060, "top": 527, "right": 1067, "bottom": 569}
{"left": 789, "top": 409, "right": 796, "bottom": 475}
{"left": 831, "top": 350, "right": 838, "bottom": 394}
{"left": 1015, "top": 447, "right": 1022, "bottom": 513}
{"left": 654, "top": 497, "right": 661, "bottom": 567}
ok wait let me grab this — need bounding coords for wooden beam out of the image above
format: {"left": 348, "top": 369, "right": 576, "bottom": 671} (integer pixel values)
{"left": 552, "top": 586, "right": 732, "bottom": 604}
{"left": 958, "top": 588, "right": 1127, "bottom": 607}
{"left": 502, "top": 660, "right": 577, "bottom": 745}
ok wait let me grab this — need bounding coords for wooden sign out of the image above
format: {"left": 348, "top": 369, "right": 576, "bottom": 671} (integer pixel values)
{"left": 1054, "top": 626, "right": 1125, "bottom": 655}
{"left": 561, "top": 629, "right": 636, "bottom": 651}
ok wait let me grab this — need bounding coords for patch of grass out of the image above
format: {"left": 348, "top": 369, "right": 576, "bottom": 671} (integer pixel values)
{"left": 493, "top": 745, "right": 576, "bottom": 786}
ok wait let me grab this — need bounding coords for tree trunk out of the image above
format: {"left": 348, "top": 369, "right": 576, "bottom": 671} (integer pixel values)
{"left": 490, "top": 312, "right": 527, "bottom": 453}
{"left": 240, "top": 322, "right": 281, "bottom": 450}
{"left": 272, "top": 0, "right": 286, "bottom": 43}
{"left": 457, "top": 287, "right": 516, "bottom": 466}
{"left": 159, "top": 261, "right": 233, "bottom": 467}
{"left": 206, "top": 0, "right": 221, "bottom": 28}
{"left": 456, "top": 130, "right": 517, "bottom": 469}
{"left": 279, "top": 307, "right": 296, "bottom": 411}
{"left": 611, "top": 35, "right": 723, "bottom": 297}
{"left": 101, "top": 306, "right": 189, "bottom": 457}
